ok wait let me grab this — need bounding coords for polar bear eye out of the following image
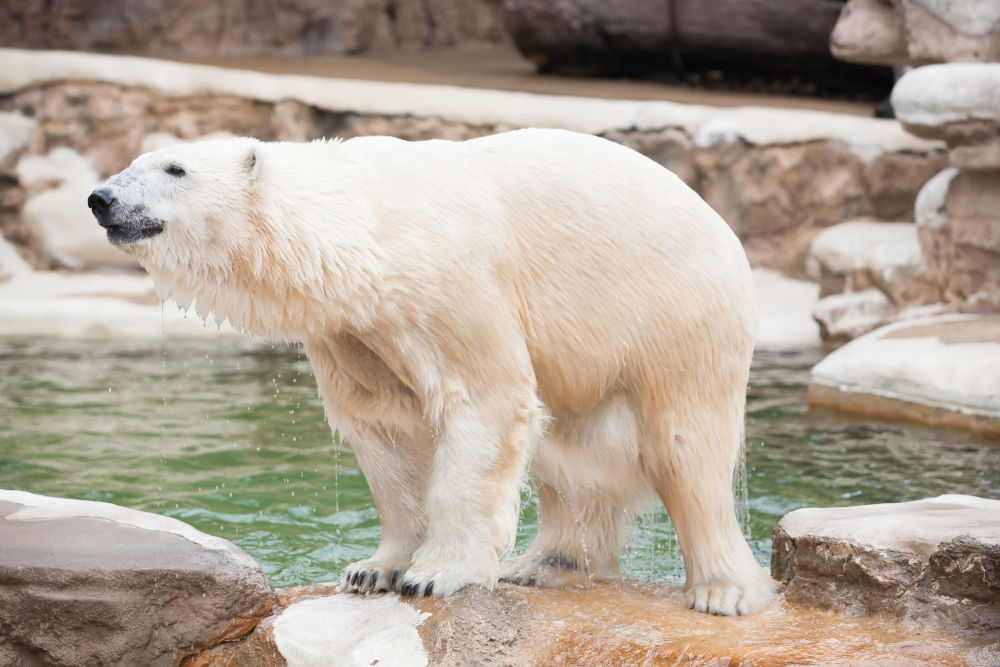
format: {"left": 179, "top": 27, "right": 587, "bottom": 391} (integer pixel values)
{"left": 165, "top": 164, "right": 186, "bottom": 177}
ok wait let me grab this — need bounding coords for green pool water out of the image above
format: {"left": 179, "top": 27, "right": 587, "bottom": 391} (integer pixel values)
{"left": 1, "top": 337, "right": 998, "bottom": 588}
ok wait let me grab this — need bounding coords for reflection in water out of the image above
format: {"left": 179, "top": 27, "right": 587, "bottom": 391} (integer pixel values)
{"left": 1, "top": 339, "right": 998, "bottom": 588}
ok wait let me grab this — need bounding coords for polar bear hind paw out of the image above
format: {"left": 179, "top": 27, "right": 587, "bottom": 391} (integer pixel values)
{"left": 685, "top": 577, "right": 777, "bottom": 616}
{"left": 499, "top": 552, "right": 593, "bottom": 587}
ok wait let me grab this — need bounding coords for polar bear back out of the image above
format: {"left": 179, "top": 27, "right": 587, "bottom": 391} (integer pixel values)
{"left": 313, "top": 128, "right": 756, "bottom": 415}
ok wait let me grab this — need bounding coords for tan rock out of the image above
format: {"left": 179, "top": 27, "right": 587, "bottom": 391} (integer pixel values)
{"left": 832, "top": 0, "right": 1000, "bottom": 66}
{"left": 931, "top": 169, "right": 1000, "bottom": 310}
{"left": 831, "top": 0, "right": 910, "bottom": 66}
{"left": 892, "top": 64, "right": 1000, "bottom": 142}
{"left": 864, "top": 147, "right": 948, "bottom": 219}
{"left": 915, "top": 167, "right": 958, "bottom": 289}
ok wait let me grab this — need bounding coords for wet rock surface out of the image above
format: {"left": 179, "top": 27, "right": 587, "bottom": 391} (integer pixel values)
{"left": 0, "top": 490, "right": 278, "bottom": 667}
{"left": 191, "top": 580, "right": 992, "bottom": 665}
{"left": 773, "top": 495, "right": 1000, "bottom": 646}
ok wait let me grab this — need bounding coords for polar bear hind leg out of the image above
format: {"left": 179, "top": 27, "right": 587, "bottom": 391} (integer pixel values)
{"left": 648, "top": 399, "right": 778, "bottom": 616}
{"left": 502, "top": 394, "right": 645, "bottom": 587}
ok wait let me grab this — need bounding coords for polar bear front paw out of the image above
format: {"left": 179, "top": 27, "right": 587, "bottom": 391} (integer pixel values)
{"left": 342, "top": 557, "right": 411, "bottom": 594}
{"left": 397, "top": 556, "right": 495, "bottom": 598}
{"left": 685, "top": 576, "right": 777, "bottom": 616}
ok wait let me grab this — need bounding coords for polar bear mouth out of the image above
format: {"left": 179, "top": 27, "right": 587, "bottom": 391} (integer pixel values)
{"left": 104, "top": 218, "right": 165, "bottom": 245}
{"left": 96, "top": 208, "right": 165, "bottom": 245}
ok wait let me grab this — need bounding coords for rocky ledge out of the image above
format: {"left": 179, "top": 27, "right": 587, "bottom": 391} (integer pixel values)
{"left": 2, "top": 490, "right": 998, "bottom": 665}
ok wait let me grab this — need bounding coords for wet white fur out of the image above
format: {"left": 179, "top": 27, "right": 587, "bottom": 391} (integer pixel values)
{"left": 100, "top": 129, "right": 777, "bottom": 615}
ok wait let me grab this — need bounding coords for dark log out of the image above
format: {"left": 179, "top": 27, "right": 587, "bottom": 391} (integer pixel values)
{"left": 501, "top": 0, "right": 892, "bottom": 93}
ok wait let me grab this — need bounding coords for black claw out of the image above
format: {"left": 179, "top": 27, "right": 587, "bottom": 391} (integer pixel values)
{"left": 358, "top": 572, "right": 367, "bottom": 588}
{"left": 350, "top": 571, "right": 359, "bottom": 587}
{"left": 390, "top": 569, "right": 401, "bottom": 587}
{"left": 371, "top": 572, "right": 379, "bottom": 588}
{"left": 424, "top": 582, "right": 434, "bottom": 597}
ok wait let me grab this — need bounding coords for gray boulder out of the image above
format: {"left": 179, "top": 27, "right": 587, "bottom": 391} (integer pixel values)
{"left": 0, "top": 491, "right": 277, "bottom": 667}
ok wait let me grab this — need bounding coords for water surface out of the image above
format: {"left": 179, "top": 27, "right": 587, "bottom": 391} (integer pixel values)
{"left": 1, "top": 338, "right": 997, "bottom": 588}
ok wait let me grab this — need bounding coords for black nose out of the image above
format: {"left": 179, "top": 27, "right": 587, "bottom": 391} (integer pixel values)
{"left": 88, "top": 187, "right": 115, "bottom": 212}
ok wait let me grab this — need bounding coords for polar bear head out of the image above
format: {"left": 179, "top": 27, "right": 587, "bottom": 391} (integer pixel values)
{"left": 88, "top": 136, "right": 261, "bottom": 269}
{"left": 88, "top": 136, "right": 383, "bottom": 337}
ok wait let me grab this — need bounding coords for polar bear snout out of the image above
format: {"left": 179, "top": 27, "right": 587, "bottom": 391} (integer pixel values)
{"left": 88, "top": 186, "right": 165, "bottom": 245}
{"left": 87, "top": 187, "right": 115, "bottom": 214}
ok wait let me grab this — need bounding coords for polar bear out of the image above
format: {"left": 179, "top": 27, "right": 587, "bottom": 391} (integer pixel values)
{"left": 89, "top": 129, "right": 777, "bottom": 615}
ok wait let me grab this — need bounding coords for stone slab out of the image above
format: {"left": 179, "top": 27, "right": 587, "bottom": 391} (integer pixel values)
{"left": 773, "top": 495, "right": 1000, "bottom": 643}
{"left": 893, "top": 63, "right": 1000, "bottom": 138}
{"left": 809, "top": 314, "right": 1000, "bottom": 435}
{"left": 0, "top": 490, "right": 278, "bottom": 667}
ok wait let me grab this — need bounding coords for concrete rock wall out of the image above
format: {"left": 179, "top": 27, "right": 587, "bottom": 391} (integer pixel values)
{"left": 0, "top": 49, "right": 945, "bottom": 275}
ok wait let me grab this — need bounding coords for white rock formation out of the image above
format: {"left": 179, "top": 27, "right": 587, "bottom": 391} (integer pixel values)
{"left": 17, "top": 147, "right": 138, "bottom": 270}
{"left": 892, "top": 63, "right": 1000, "bottom": 132}
{"left": 752, "top": 268, "right": 821, "bottom": 349}
{"left": 810, "top": 221, "right": 923, "bottom": 276}
{"left": 0, "top": 111, "right": 35, "bottom": 161}
{"left": 273, "top": 595, "right": 430, "bottom": 667}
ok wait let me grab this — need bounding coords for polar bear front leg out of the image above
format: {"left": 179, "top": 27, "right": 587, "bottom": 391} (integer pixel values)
{"left": 340, "top": 423, "right": 430, "bottom": 594}
{"left": 399, "top": 388, "right": 543, "bottom": 597}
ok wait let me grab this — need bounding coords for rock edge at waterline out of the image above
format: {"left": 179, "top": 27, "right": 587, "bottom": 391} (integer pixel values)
{"left": 0, "top": 490, "right": 278, "bottom": 667}
{"left": 809, "top": 314, "right": 1000, "bottom": 436}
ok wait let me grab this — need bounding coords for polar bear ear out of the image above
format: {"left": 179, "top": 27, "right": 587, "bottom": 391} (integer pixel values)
{"left": 243, "top": 144, "right": 261, "bottom": 181}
